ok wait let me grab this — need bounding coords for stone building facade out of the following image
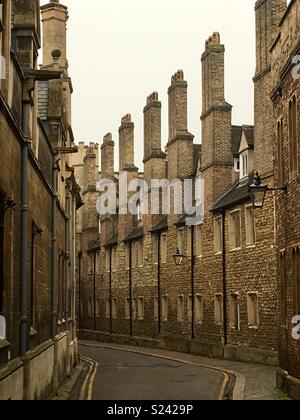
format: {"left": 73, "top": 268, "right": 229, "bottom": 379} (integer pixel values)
{"left": 0, "top": 0, "right": 82, "bottom": 400}
{"left": 271, "top": 0, "right": 300, "bottom": 400}
{"left": 75, "top": 0, "right": 293, "bottom": 369}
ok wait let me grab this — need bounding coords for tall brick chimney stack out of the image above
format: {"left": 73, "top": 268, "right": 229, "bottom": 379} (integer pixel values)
{"left": 201, "top": 33, "right": 233, "bottom": 211}
{"left": 118, "top": 115, "right": 139, "bottom": 242}
{"left": 202, "top": 32, "right": 225, "bottom": 115}
{"left": 40, "top": 0, "right": 69, "bottom": 69}
{"left": 143, "top": 92, "right": 167, "bottom": 232}
{"left": 82, "top": 144, "right": 100, "bottom": 250}
{"left": 168, "top": 70, "right": 188, "bottom": 142}
{"left": 101, "top": 133, "right": 115, "bottom": 178}
{"left": 144, "top": 92, "right": 163, "bottom": 162}
{"left": 100, "top": 134, "right": 115, "bottom": 247}
{"left": 254, "top": 0, "right": 287, "bottom": 177}
{"left": 84, "top": 144, "right": 98, "bottom": 188}
{"left": 167, "top": 70, "right": 194, "bottom": 181}
{"left": 119, "top": 114, "right": 137, "bottom": 172}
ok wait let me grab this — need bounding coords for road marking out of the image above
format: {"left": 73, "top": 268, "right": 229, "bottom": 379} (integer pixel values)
{"left": 80, "top": 356, "right": 99, "bottom": 401}
{"left": 79, "top": 341, "right": 240, "bottom": 400}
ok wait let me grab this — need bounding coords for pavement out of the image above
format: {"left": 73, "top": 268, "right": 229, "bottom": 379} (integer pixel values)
{"left": 53, "top": 340, "right": 290, "bottom": 400}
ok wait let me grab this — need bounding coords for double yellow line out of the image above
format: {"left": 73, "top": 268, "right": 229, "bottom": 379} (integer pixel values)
{"left": 79, "top": 356, "right": 99, "bottom": 401}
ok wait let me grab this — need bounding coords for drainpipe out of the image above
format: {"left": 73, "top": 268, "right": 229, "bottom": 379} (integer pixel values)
{"left": 129, "top": 241, "right": 133, "bottom": 337}
{"left": 51, "top": 160, "right": 58, "bottom": 339}
{"left": 109, "top": 246, "right": 112, "bottom": 334}
{"left": 20, "top": 102, "right": 30, "bottom": 357}
{"left": 64, "top": 195, "right": 70, "bottom": 331}
{"left": 72, "top": 197, "right": 76, "bottom": 339}
{"left": 191, "top": 225, "right": 195, "bottom": 340}
{"left": 221, "top": 210, "right": 228, "bottom": 346}
{"left": 93, "top": 250, "right": 96, "bottom": 331}
{"left": 78, "top": 251, "right": 82, "bottom": 331}
{"left": 157, "top": 233, "right": 161, "bottom": 335}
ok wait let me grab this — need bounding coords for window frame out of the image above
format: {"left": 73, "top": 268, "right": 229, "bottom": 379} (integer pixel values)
{"left": 177, "top": 295, "right": 184, "bottom": 322}
{"left": 214, "top": 293, "right": 223, "bottom": 325}
{"left": 229, "top": 209, "right": 241, "bottom": 251}
{"left": 214, "top": 216, "right": 223, "bottom": 254}
{"left": 245, "top": 205, "right": 256, "bottom": 247}
{"left": 289, "top": 95, "right": 298, "bottom": 180}
{"left": 247, "top": 292, "right": 259, "bottom": 328}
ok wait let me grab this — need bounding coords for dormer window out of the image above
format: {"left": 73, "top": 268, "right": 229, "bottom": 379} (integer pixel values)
{"left": 240, "top": 151, "right": 249, "bottom": 179}
{"left": 234, "top": 158, "right": 240, "bottom": 173}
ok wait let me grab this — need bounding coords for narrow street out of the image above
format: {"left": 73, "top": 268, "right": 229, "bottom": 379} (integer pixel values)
{"left": 78, "top": 343, "right": 228, "bottom": 401}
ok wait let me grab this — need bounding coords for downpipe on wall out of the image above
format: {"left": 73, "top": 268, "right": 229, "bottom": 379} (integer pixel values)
{"left": 20, "top": 102, "right": 30, "bottom": 357}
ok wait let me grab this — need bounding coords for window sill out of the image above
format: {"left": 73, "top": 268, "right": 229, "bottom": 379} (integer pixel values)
{"left": 0, "top": 339, "right": 9, "bottom": 350}
{"left": 215, "top": 251, "right": 222, "bottom": 256}
{"left": 30, "top": 327, "right": 38, "bottom": 338}
{"left": 248, "top": 325, "right": 259, "bottom": 330}
{"left": 246, "top": 244, "right": 256, "bottom": 249}
{"left": 230, "top": 247, "right": 242, "bottom": 252}
{"left": 215, "top": 322, "right": 224, "bottom": 327}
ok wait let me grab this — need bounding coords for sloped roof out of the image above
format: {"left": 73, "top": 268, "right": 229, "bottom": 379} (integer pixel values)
{"left": 124, "top": 226, "right": 144, "bottom": 242}
{"left": 150, "top": 216, "right": 168, "bottom": 233}
{"left": 212, "top": 174, "right": 254, "bottom": 212}
{"left": 243, "top": 125, "right": 254, "bottom": 148}
{"left": 88, "top": 238, "right": 101, "bottom": 252}
{"left": 231, "top": 126, "right": 243, "bottom": 157}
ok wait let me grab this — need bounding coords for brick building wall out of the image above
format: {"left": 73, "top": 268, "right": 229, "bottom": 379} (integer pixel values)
{"left": 271, "top": 0, "right": 300, "bottom": 400}
{"left": 0, "top": 0, "right": 82, "bottom": 400}
{"left": 75, "top": 0, "right": 296, "bottom": 375}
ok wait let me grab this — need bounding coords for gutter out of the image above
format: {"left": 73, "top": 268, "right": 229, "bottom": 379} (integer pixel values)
{"left": 221, "top": 210, "right": 228, "bottom": 346}
{"left": 51, "top": 159, "right": 59, "bottom": 338}
{"left": 20, "top": 102, "right": 30, "bottom": 357}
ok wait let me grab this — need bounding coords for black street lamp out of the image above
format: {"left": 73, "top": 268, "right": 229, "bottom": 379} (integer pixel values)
{"left": 249, "top": 172, "right": 287, "bottom": 209}
{"left": 173, "top": 248, "right": 184, "bottom": 266}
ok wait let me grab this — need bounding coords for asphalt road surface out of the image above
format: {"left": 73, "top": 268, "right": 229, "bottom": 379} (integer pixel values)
{"left": 79, "top": 343, "right": 226, "bottom": 401}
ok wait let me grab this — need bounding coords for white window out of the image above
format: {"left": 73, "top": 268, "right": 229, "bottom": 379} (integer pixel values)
{"left": 162, "top": 295, "right": 168, "bottom": 322}
{"left": 229, "top": 294, "right": 240, "bottom": 330}
{"left": 245, "top": 206, "right": 256, "bottom": 246}
{"left": 105, "top": 298, "right": 110, "bottom": 318}
{"left": 177, "top": 295, "right": 184, "bottom": 322}
{"left": 177, "top": 228, "right": 184, "bottom": 254}
{"left": 214, "top": 217, "right": 223, "bottom": 254}
{"left": 247, "top": 293, "right": 259, "bottom": 327}
{"left": 187, "top": 295, "right": 192, "bottom": 321}
{"left": 196, "top": 225, "right": 203, "bottom": 257}
{"left": 125, "top": 298, "right": 130, "bottom": 319}
{"left": 214, "top": 294, "right": 223, "bottom": 324}
{"left": 112, "top": 298, "right": 117, "bottom": 319}
{"left": 161, "top": 234, "right": 167, "bottom": 263}
{"left": 154, "top": 297, "right": 159, "bottom": 321}
{"left": 195, "top": 295, "right": 204, "bottom": 324}
{"left": 240, "top": 151, "right": 248, "bottom": 179}
{"left": 138, "top": 297, "right": 144, "bottom": 320}
{"left": 229, "top": 210, "right": 241, "bottom": 250}
{"left": 132, "top": 298, "right": 137, "bottom": 320}
{"left": 0, "top": 316, "right": 6, "bottom": 340}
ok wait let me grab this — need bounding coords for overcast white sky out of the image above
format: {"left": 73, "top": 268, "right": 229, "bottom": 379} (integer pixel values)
{"left": 40, "top": 0, "right": 256, "bottom": 168}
